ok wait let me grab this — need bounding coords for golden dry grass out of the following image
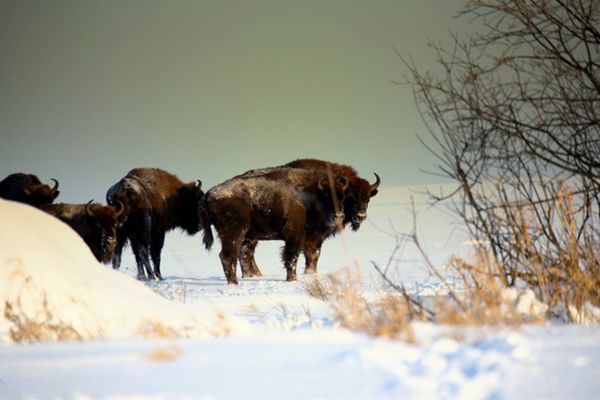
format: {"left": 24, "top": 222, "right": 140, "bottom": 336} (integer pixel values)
{"left": 4, "top": 298, "right": 82, "bottom": 343}
{"left": 143, "top": 345, "right": 182, "bottom": 362}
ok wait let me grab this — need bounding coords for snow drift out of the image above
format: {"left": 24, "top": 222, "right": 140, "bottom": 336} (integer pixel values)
{"left": 0, "top": 199, "right": 220, "bottom": 343}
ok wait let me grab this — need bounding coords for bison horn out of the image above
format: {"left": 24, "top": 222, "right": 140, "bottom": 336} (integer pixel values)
{"left": 337, "top": 176, "right": 349, "bottom": 191}
{"left": 85, "top": 200, "right": 95, "bottom": 218}
{"left": 370, "top": 173, "right": 381, "bottom": 191}
{"left": 195, "top": 180, "right": 202, "bottom": 189}
{"left": 50, "top": 178, "right": 59, "bottom": 193}
{"left": 113, "top": 200, "right": 125, "bottom": 218}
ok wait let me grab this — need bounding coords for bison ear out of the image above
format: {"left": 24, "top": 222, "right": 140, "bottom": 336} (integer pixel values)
{"left": 53, "top": 190, "right": 60, "bottom": 199}
{"left": 317, "top": 176, "right": 329, "bottom": 192}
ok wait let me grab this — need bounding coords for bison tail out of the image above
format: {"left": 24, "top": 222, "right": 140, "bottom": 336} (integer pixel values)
{"left": 198, "top": 199, "right": 214, "bottom": 250}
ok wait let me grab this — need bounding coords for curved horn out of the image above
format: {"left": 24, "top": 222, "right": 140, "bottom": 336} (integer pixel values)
{"left": 50, "top": 178, "right": 59, "bottom": 193}
{"left": 370, "top": 173, "right": 381, "bottom": 191}
{"left": 85, "top": 200, "right": 95, "bottom": 218}
{"left": 113, "top": 200, "right": 125, "bottom": 218}
{"left": 196, "top": 179, "right": 202, "bottom": 189}
{"left": 337, "top": 176, "right": 349, "bottom": 191}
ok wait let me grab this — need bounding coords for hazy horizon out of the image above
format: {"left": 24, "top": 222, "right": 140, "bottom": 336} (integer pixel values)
{"left": 1, "top": 1, "right": 472, "bottom": 203}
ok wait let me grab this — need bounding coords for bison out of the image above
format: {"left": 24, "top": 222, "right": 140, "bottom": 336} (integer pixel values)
{"left": 202, "top": 167, "right": 349, "bottom": 284}
{"left": 238, "top": 159, "right": 380, "bottom": 277}
{"left": 41, "top": 200, "right": 125, "bottom": 264}
{"left": 106, "top": 168, "right": 206, "bottom": 281}
{"left": 0, "top": 173, "right": 60, "bottom": 207}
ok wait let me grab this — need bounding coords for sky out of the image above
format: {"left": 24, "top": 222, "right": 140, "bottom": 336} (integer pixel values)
{"left": 0, "top": 0, "right": 471, "bottom": 203}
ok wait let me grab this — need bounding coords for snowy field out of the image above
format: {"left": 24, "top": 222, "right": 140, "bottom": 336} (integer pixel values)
{"left": 1, "top": 186, "right": 599, "bottom": 400}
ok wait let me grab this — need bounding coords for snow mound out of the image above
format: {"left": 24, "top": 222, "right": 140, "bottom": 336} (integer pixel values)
{"left": 0, "top": 199, "right": 217, "bottom": 343}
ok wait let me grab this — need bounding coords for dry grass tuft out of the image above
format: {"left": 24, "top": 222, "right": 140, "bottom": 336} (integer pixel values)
{"left": 4, "top": 298, "right": 82, "bottom": 343}
{"left": 143, "top": 345, "right": 182, "bottom": 362}
{"left": 135, "top": 321, "right": 179, "bottom": 339}
{"left": 305, "top": 269, "right": 417, "bottom": 343}
{"left": 208, "top": 310, "right": 233, "bottom": 337}
{"left": 301, "top": 277, "right": 333, "bottom": 301}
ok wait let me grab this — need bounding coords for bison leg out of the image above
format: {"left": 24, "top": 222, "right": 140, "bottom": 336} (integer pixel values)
{"left": 218, "top": 230, "right": 247, "bottom": 285}
{"left": 111, "top": 230, "right": 128, "bottom": 270}
{"left": 150, "top": 230, "right": 165, "bottom": 281}
{"left": 282, "top": 240, "right": 301, "bottom": 282}
{"left": 130, "top": 237, "right": 155, "bottom": 281}
{"left": 303, "top": 241, "right": 322, "bottom": 274}
{"left": 239, "top": 239, "right": 263, "bottom": 278}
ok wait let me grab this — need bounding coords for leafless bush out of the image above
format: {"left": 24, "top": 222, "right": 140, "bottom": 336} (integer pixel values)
{"left": 398, "top": 0, "right": 599, "bottom": 322}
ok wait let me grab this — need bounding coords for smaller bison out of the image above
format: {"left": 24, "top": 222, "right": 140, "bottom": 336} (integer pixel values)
{"left": 107, "top": 168, "right": 207, "bottom": 281}
{"left": 0, "top": 173, "right": 60, "bottom": 207}
{"left": 41, "top": 200, "right": 125, "bottom": 263}
{"left": 203, "top": 167, "right": 349, "bottom": 284}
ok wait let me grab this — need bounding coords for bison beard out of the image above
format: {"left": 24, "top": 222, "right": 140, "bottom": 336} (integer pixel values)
{"left": 106, "top": 168, "right": 205, "bottom": 281}
{"left": 203, "top": 167, "right": 349, "bottom": 284}
{"left": 237, "top": 159, "right": 381, "bottom": 277}
{"left": 41, "top": 200, "right": 125, "bottom": 264}
{"left": 0, "top": 173, "right": 60, "bottom": 207}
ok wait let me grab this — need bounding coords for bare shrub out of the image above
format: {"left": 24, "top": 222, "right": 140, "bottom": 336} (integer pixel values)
{"left": 400, "top": 0, "right": 599, "bottom": 323}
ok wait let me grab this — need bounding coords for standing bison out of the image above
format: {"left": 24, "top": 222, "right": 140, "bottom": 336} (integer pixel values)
{"left": 0, "top": 173, "right": 60, "bottom": 207}
{"left": 202, "top": 167, "right": 349, "bottom": 284}
{"left": 106, "top": 168, "right": 206, "bottom": 281}
{"left": 239, "top": 159, "right": 380, "bottom": 277}
{"left": 41, "top": 200, "right": 125, "bottom": 264}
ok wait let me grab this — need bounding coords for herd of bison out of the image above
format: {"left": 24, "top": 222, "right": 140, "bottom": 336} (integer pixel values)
{"left": 0, "top": 159, "right": 380, "bottom": 284}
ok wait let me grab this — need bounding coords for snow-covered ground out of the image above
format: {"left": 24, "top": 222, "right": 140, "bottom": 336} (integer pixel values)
{"left": 1, "top": 186, "right": 599, "bottom": 400}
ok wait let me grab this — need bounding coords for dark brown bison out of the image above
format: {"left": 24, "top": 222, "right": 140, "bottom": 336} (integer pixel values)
{"left": 202, "top": 167, "right": 349, "bottom": 284}
{"left": 106, "top": 168, "right": 206, "bottom": 281}
{"left": 0, "top": 173, "right": 60, "bottom": 207}
{"left": 41, "top": 200, "right": 125, "bottom": 264}
{"left": 238, "top": 159, "right": 380, "bottom": 277}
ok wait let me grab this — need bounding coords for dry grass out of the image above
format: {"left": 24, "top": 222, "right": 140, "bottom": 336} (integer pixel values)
{"left": 135, "top": 321, "right": 179, "bottom": 339}
{"left": 143, "top": 345, "right": 182, "bottom": 362}
{"left": 478, "top": 191, "right": 600, "bottom": 323}
{"left": 301, "top": 277, "right": 332, "bottom": 302}
{"left": 304, "top": 269, "right": 416, "bottom": 342}
{"left": 4, "top": 298, "right": 82, "bottom": 343}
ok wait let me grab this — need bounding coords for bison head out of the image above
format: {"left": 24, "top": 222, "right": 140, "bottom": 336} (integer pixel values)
{"left": 85, "top": 200, "right": 124, "bottom": 264}
{"left": 177, "top": 179, "right": 206, "bottom": 235}
{"left": 318, "top": 174, "right": 350, "bottom": 229}
{"left": 346, "top": 172, "right": 380, "bottom": 230}
{"left": 23, "top": 178, "right": 60, "bottom": 207}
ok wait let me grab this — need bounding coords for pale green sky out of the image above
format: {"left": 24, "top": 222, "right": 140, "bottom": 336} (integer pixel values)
{"left": 1, "top": 0, "right": 470, "bottom": 203}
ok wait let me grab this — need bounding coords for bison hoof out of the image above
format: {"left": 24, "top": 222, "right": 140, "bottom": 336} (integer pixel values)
{"left": 286, "top": 272, "right": 297, "bottom": 282}
{"left": 136, "top": 274, "right": 148, "bottom": 281}
{"left": 304, "top": 268, "right": 317, "bottom": 274}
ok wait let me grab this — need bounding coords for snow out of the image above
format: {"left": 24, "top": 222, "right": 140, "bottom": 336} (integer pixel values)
{"left": 1, "top": 186, "right": 599, "bottom": 400}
